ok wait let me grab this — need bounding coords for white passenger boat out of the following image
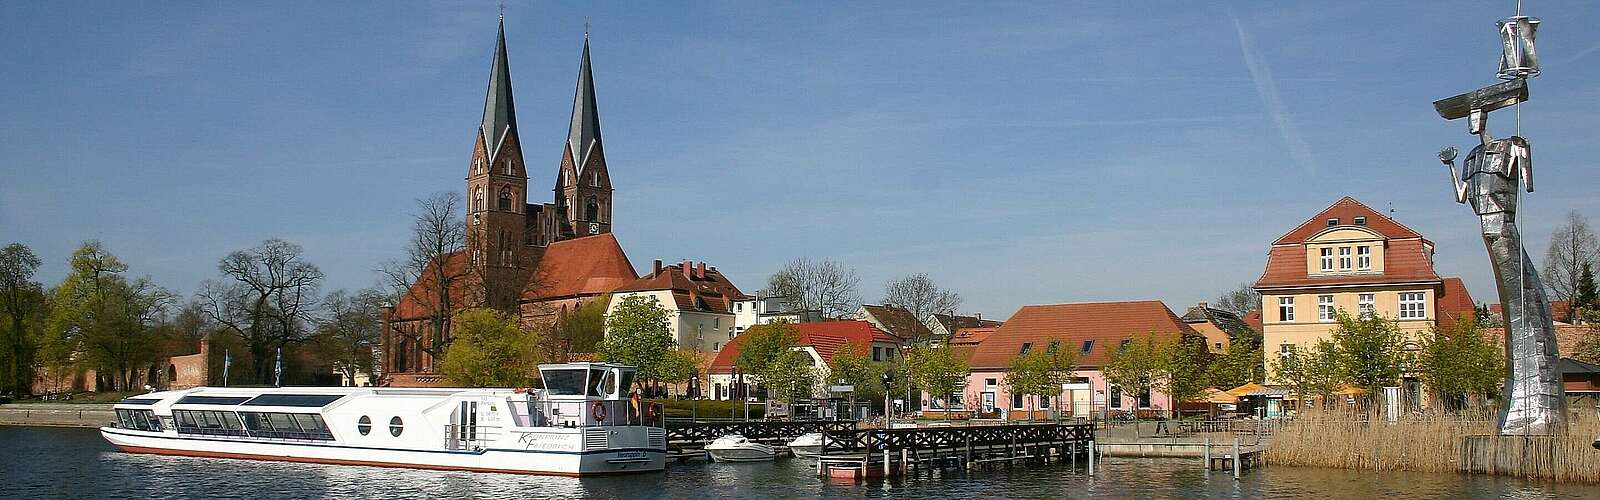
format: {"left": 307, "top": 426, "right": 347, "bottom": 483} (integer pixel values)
{"left": 101, "top": 362, "right": 667, "bottom": 476}
{"left": 787, "top": 432, "right": 823, "bottom": 458}
{"left": 704, "top": 434, "right": 776, "bottom": 462}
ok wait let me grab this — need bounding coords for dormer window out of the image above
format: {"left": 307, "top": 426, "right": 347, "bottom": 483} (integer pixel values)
{"left": 1320, "top": 248, "right": 1334, "bottom": 272}
{"left": 1080, "top": 340, "right": 1094, "bottom": 354}
{"left": 1019, "top": 342, "right": 1032, "bottom": 355}
{"left": 1327, "top": 218, "right": 1339, "bottom": 227}
{"left": 1353, "top": 216, "right": 1367, "bottom": 225}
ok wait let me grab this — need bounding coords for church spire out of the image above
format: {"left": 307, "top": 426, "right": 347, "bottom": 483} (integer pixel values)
{"left": 567, "top": 34, "right": 603, "bottom": 174}
{"left": 482, "top": 16, "right": 517, "bottom": 162}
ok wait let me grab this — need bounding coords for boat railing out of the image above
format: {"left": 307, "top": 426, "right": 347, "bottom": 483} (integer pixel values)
{"left": 518, "top": 398, "right": 662, "bottom": 428}
{"left": 443, "top": 424, "right": 502, "bottom": 451}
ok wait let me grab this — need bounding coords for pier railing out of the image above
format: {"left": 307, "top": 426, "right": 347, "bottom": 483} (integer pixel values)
{"left": 665, "top": 420, "right": 857, "bottom": 447}
{"left": 819, "top": 422, "right": 1093, "bottom": 454}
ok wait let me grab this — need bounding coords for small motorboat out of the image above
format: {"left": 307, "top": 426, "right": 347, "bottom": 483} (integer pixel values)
{"left": 705, "top": 434, "right": 776, "bottom": 462}
{"left": 787, "top": 433, "right": 823, "bottom": 458}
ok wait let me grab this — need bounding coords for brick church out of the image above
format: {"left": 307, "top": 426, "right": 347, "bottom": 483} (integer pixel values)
{"left": 381, "top": 18, "right": 638, "bottom": 387}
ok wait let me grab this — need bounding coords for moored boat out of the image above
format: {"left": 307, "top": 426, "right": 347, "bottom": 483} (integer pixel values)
{"left": 705, "top": 434, "right": 776, "bottom": 462}
{"left": 101, "top": 362, "right": 667, "bottom": 476}
{"left": 787, "top": 432, "right": 823, "bottom": 458}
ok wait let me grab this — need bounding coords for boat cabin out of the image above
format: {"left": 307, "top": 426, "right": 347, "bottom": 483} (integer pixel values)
{"left": 529, "top": 362, "right": 638, "bottom": 428}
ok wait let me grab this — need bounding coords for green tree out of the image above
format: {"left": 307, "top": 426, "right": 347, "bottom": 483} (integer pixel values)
{"left": 1273, "top": 340, "right": 1341, "bottom": 404}
{"left": 438, "top": 308, "right": 543, "bottom": 387}
{"left": 1162, "top": 334, "right": 1212, "bottom": 405}
{"left": 1004, "top": 346, "right": 1054, "bottom": 421}
{"left": 762, "top": 350, "right": 818, "bottom": 406}
{"left": 1327, "top": 311, "right": 1408, "bottom": 395}
{"left": 0, "top": 243, "right": 46, "bottom": 395}
{"left": 47, "top": 242, "right": 175, "bottom": 391}
{"left": 1103, "top": 333, "right": 1168, "bottom": 410}
{"left": 906, "top": 345, "right": 969, "bottom": 420}
{"left": 656, "top": 347, "right": 703, "bottom": 396}
{"left": 734, "top": 322, "right": 802, "bottom": 381}
{"left": 1575, "top": 262, "right": 1598, "bottom": 321}
{"left": 1207, "top": 335, "right": 1265, "bottom": 389}
{"left": 827, "top": 341, "right": 883, "bottom": 400}
{"left": 1416, "top": 315, "right": 1502, "bottom": 410}
{"left": 554, "top": 294, "right": 610, "bottom": 354}
{"left": 597, "top": 295, "right": 674, "bottom": 390}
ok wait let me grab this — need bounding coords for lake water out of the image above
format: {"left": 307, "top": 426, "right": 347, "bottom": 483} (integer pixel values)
{"left": 4, "top": 426, "right": 1599, "bottom": 499}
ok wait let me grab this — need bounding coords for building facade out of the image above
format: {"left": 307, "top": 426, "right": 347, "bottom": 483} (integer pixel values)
{"left": 607, "top": 260, "right": 748, "bottom": 353}
{"left": 706, "top": 321, "right": 900, "bottom": 401}
{"left": 1254, "top": 197, "right": 1476, "bottom": 388}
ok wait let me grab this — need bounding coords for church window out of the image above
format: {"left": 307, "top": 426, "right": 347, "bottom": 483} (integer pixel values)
{"left": 590, "top": 174, "right": 600, "bottom": 187}
{"left": 585, "top": 197, "right": 598, "bottom": 222}
{"left": 474, "top": 187, "right": 485, "bottom": 212}
{"left": 498, "top": 189, "right": 513, "bottom": 211}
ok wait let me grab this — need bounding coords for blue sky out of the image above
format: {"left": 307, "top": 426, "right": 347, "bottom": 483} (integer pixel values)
{"left": 2, "top": 1, "right": 1597, "bottom": 320}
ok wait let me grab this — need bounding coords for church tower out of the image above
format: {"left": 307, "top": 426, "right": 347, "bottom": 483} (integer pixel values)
{"left": 555, "top": 34, "right": 613, "bottom": 237}
{"left": 466, "top": 15, "right": 529, "bottom": 304}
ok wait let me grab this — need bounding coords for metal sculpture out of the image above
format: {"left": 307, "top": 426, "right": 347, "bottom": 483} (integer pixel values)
{"left": 1432, "top": 8, "right": 1563, "bottom": 436}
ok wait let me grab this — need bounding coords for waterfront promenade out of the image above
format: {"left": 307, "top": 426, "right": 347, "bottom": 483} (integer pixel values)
{"left": 0, "top": 403, "right": 113, "bottom": 428}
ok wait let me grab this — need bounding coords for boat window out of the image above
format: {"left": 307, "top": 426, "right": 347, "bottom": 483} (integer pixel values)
{"left": 219, "top": 412, "right": 243, "bottom": 430}
{"left": 243, "top": 394, "right": 345, "bottom": 407}
{"left": 241, "top": 412, "right": 268, "bottom": 432}
{"left": 294, "top": 414, "right": 328, "bottom": 435}
{"left": 199, "top": 411, "right": 221, "bottom": 429}
{"left": 176, "top": 395, "right": 253, "bottom": 406}
{"left": 542, "top": 369, "right": 588, "bottom": 396}
{"left": 266, "top": 412, "right": 302, "bottom": 433}
{"left": 358, "top": 415, "right": 372, "bottom": 436}
{"left": 176, "top": 410, "right": 197, "bottom": 429}
{"left": 588, "top": 369, "right": 606, "bottom": 397}
{"left": 117, "top": 398, "right": 160, "bottom": 405}
{"left": 598, "top": 370, "right": 617, "bottom": 397}
{"left": 389, "top": 416, "right": 404, "bottom": 437}
{"left": 618, "top": 371, "right": 636, "bottom": 396}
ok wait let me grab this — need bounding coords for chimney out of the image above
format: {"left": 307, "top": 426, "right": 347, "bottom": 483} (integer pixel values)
{"left": 653, "top": 259, "right": 663, "bottom": 275}
{"left": 1199, "top": 301, "right": 1209, "bottom": 309}
{"left": 681, "top": 260, "right": 692, "bottom": 277}
{"left": 697, "top": 262, "right": 707, "bottom": 279}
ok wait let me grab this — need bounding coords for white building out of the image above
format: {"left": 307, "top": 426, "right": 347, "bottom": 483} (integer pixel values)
{"left": 606, "top": 260, "right": 747, "bottom": 353}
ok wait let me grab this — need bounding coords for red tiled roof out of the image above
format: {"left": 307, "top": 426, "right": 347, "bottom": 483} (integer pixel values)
{"left": 709, "top": 321, "right": 898, "bottom": 374}
{"left": 522, "top": 234, "right": 637, "bottom": 300}
{"left": 1490, "top": 300, "right": 1574, "bottom": 324}
{"left": 859, "top": 304, "right": 932, "bottom": 340}
{"left": 1271, "top": 197, "right": 1422, "bottom": 245}
{"left": 1485, "top": 324, "right": 1594, "bottom": 359}
{"left": 1243, "top": 309, "right": 1263, "bottom": 333}
{"left": 613, "top": 262, "right": 745, "bottom": 314}
{"left": 391, "top": 251, "right": 469, "bottom": 320}
{"left": 1257, "top": 197, "right": 1441, "bottom": 290}
{"left": 967, "top": 301, "right": 1198, "bottom": 370}
{"left": 1435, "top": 277, "right": 1477, "bottom": 332}
{"left": 950, "top": 326, "right": 998, "bottom": 346}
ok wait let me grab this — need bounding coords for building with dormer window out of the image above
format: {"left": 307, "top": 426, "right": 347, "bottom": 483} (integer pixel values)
{"left": 1254, "top": 197, "right": 1476, "bottom": 387}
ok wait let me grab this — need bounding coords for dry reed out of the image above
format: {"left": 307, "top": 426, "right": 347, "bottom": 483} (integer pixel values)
{"left": 1263, "top": 408, "right": 1600, "bottom": 482}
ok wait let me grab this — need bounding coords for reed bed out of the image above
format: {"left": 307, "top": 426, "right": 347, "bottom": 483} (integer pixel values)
{"left": 1263, "top": 408, "right": 1600, "bottom": 482}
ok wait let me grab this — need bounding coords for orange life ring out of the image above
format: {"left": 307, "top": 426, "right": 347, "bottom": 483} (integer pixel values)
{"left": 591, "top": 401, "right": 608, "bottom": 421}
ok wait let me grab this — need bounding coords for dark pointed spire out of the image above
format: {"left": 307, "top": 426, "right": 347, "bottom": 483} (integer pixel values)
{"left": 567, "top": 34, "right": 602, "bottom": 174}
{"left": 482, "top": 16, "right": 517, "bottom": 161}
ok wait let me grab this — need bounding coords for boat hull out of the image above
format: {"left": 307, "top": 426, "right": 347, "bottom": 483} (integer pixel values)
{"left": 789, "top": 445, "right": 822, "bottom": 458}
{"left": 101, "top": 427, "right": 665, "bottom": 476}
{"left": 706, "top": 445, "right": 776, "bottom": 463}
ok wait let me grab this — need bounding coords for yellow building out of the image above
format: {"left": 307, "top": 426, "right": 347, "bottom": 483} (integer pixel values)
{"left": 1254, "top": 197, "right": 1476, "bottom": 387}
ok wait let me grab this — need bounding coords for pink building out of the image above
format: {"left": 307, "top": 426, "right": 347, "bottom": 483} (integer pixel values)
{"left": 925, "top": 300, "right": 1199, "bottom": 421}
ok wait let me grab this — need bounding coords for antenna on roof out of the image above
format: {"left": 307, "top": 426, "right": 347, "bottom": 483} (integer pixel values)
{"left": 585, "top": 16, "right": 591, "bottom": 38}
{"left": 1388, "top": 202, "right": 1396, "bottom": 214}
{"left": 499, "top": 2, "right": 505, "bottom": 20}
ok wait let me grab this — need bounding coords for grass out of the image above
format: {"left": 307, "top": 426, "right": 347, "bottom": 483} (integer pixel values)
{"left": 1264, "top": 407, "right": 1600, "bottom": 482}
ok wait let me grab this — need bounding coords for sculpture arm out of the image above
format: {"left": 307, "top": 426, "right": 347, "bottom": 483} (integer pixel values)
{"left": 1443, "top": 159, "right": 1469, "bottom": 204}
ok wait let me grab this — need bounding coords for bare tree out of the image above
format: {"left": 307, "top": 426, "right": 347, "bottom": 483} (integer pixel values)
{"left": 198, "top": 239, "right": 324, "bottom": 384}
{"left": 1543, "top": 211, "right": 1599, "bottom": 317}
{"left": 167, "top": 300, "right": 214, "bottom": 353}
{"left": 1213, "top": 283, "right": 1262, "bottom": 316}
{"left": 767, "top": 257, "right": 861, "bottom": 319}
{"left": 882, "top": 273, "right": 963, "bottom": 322}
{"left": 315, "top": 288, "right": 385, "bottom": 386}
{"left": 379, "top": 192, "right": 470, "bottom": 363}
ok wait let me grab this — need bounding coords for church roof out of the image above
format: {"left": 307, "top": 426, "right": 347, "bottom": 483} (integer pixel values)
{"left": 390, "top": 251, "right": 469, "bottom": 321}
{"left": 567, "top": 36, "right": 603, "bottom": 175}
{"left": 522, "top": 233, "right": 637, "bottom": 301}
{"left": 482, "top": 17, "right": 518, "bottom": 163}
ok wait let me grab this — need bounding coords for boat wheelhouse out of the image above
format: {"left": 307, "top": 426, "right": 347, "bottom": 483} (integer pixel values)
{"left": 102, "top": 362, "right": 667, "bottom": 476}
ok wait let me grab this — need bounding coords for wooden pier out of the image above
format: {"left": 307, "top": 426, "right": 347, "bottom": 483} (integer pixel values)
{"left": 1201, "top": 437, "right": 1266, "bottom": 479}
{"left": 664, "top": 419, "right": 857, "bottom": 448}
{"left": 813, "top": 422, "right": 1095, "bottom": 479}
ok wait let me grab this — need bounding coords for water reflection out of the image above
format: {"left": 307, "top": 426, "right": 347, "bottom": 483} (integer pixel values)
{"left": 4, "top": 427, "right": 1598, "bottom": 499}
